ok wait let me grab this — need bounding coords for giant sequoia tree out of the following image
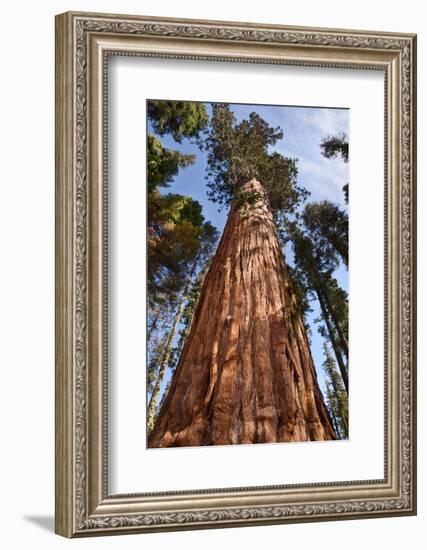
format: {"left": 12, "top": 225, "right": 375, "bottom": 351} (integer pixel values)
{"left": 148, "top": 105, "right": 336, "bottom": 446}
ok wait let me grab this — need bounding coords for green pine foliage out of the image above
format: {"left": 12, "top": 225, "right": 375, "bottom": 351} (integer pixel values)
{"left": 147, "top": 134, "right": 195, "bottom": 194}
{"left": 286, "top": 265, "right": 313, "bottom": 335}
{"left": 320, "top": 133, "right": 349, "bottom": 204}
{"left": 320, "top": 133, "right": 349, "bottom": 163}
{"left": 325, "top": 277, "right": 348, "bottom": 350}
{"left": 147, "top": 99, "right": 213, "bottom": 316}
{"left": 204, "top": 104, "right": 307, "bottom": 215}
{"left": 148, "top": 193, "right": 205, "bottom": 304}
{"left": 303, "top": 201, "right": 348, "bottom": 266}
{"left": 147, "top": 100, "right": 209, "bottom": 143}
{"left": 288, "top": 221, "right": 348, "bottom": 392}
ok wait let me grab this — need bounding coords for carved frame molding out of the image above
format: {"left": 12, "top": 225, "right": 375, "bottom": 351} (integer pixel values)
{"left": 55, "top": 11, "right": 416, "bottom": 537}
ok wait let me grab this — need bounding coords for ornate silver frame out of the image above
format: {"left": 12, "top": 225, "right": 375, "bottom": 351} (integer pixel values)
{"left": 55, "top": 11, "right": 417, "bottom": 537}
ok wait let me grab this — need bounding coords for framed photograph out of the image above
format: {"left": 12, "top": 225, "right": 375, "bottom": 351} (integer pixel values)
{"left": 55, "top": 11, "right": 417, "bottom": 537}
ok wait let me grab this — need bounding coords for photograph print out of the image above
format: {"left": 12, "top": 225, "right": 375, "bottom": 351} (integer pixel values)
{"left": 146, "top": 100, "right": 349, "bottom": 449}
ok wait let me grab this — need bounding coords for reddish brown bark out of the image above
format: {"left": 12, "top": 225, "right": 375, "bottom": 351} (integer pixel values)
{"left": 148, "top": 179, "right": 336, "bottom": 447}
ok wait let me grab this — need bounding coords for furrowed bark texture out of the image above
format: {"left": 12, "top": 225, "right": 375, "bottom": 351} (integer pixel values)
{"left": 148, "top": 179, "right": 335, "bottom": 447}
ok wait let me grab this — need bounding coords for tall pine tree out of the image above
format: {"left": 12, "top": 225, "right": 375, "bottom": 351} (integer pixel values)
{"left": 322, "top": 344, "right": 348, "bottom": 438}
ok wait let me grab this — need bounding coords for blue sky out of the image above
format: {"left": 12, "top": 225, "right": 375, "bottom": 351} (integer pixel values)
{"left": 151, "top": 101, "right": 349, "bottom": 397}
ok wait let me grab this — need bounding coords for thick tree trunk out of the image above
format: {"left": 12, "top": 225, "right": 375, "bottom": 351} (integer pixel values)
{"left": 149, "top": 179, "right": 335, "bottom": 447}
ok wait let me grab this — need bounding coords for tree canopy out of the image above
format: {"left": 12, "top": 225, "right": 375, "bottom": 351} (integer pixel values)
{"left": 320, "top": 132, "right": 349, "bottom": 163}
{"left": 303, "top": 201, "right": 348, "bottom": 266}
{"left": 204, "top": 104, "right": 307, "bottom": 215}
{"left": 320, "top": 132, "right": 349, "bottom": 204}
{"left": 147, "top": 100, "right": 214, "bottom": 308}
{"left": 147, "top": 193, "right": 207, "bottom": 302}
{"left": 147, "top": 100, "right": 209, "bottom": 143}
{"left": 147, "top": 134, "right": 195, "bottom": 194}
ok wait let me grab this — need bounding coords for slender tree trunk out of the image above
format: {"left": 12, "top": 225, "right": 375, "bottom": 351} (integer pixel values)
{"left": 147, "top": 338, "right": 165, "bottom": 393}
{"left": 330, "top": 236, "right": 348, "bottom": 267}
{"left": 325, "top": 383, "right": 340, "bottom": 436}
{"left": 321, "top": 283, "right": 349, "bottom": 358}
{"left": 315, "top": 285, "right": 349, "bottom": 394}
{"left": 326, "top": 360, "right": 348, "bottom": 437}
{"left": 149, "top": 179, "right": 335, "bottom": 447}
{"left": 320, "top": 228, "right": 347, "bottom": 266}
{"left": 331, "top": 383, "right": 348, "bottom": 438}
{"left": 146, "top": 258, "right": 200, "bottom": 432}
{"left": 146, "top": 297, "right": 185, "bottom": 432}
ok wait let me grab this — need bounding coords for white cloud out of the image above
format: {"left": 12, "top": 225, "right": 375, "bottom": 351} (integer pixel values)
{"left": 230, "top": 103, "right": 349, "bottom": 208}
{"left": 272, "top": 106, "right": 349, "bottom": 208}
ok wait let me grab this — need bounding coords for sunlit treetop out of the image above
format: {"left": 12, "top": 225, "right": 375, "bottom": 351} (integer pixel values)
{"left": 203, "top": 104, "right": 308, "bottom": 216}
